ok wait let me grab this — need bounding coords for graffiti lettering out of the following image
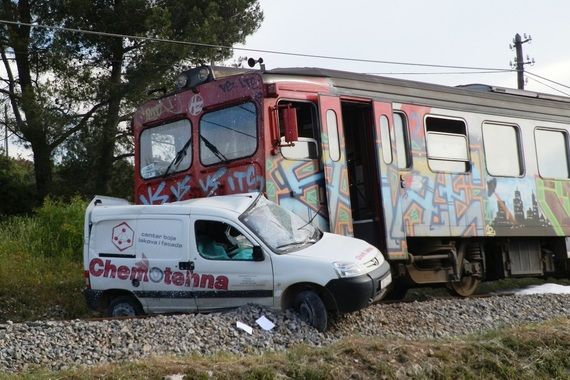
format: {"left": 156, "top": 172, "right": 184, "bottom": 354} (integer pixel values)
{"left": 239, "top": 76, "right": 258, "bottom": 89}
{"left": 142, "top": 98, "right": 176, "bottom": 122}
{"left": 139, "top": 181, "right": 169, "bottom": 205}
{"left": 170, "top": 175, "right": 191, "bottom": 201}
{"left": 227, "top": 165, "right": 264, "bottom": 192}
{"left": 219, "top": 81, "right": 236, "bottom": 93}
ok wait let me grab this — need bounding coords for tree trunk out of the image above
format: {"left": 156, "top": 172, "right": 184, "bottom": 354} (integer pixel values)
{"left": 94, "top": 47, "right": 123, "bottom": 195}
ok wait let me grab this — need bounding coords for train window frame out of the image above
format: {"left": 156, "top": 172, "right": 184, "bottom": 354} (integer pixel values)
{"left": 424, "top": 115, "right": 470, "bottom": 174}
{"left": 393, "top": 112, "right": 412, "bottom": 169}
{"left": 534, "top": 127, "right": 570, "bottom": 179}
{"left": 326, "top": 109, "right": 341, "bottom": 162}
{"left": 482, "top": 122, "right": 524, "bottom": 177}
{"left": 278, "top": 100, "right": 320, "bottom": 161}
{"left": 379, "top": 115, "right": 393, "bottom": 164}
{"left": 198, "top": 101, "right": 259, "bottom": 167}
{"left": 139, "top": 118, "right": 193, "bottom": 180}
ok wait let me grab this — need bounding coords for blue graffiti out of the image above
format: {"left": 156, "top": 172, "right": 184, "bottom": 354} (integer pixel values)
{"left": 140, "top": 181, "right": 169, "bottom": 205}
{"left": 170, "top": 175, "right": 192, "bottom": 201}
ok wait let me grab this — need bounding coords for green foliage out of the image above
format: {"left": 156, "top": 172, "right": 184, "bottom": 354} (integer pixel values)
{"left": 0, "top": 155, "right": 37, "bottom": 217}
{"left": 0, "top": 197, "right": 89, "bottom": 321}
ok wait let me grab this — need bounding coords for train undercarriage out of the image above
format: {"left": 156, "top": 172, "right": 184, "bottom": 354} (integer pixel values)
{"left": 389, "top": 236, "right": 570, "bottom": 298}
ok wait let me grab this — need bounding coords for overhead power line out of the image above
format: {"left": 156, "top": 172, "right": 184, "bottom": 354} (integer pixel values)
{"left": 0, "top": 19, "right": 509, "bottom": 72}
{"left": 525, "top": 76, "right": 570, "bottom": 96}
{"left": 525, "top": 70, "right": 570, "bottom": 91}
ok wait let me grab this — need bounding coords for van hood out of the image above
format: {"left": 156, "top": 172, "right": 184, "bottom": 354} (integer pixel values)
{"left": 288, "top": 232, "right": 383, "bottom": 265}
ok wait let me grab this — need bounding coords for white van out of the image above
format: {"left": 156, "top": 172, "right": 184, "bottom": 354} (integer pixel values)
{"left": 83, "top": 193, "right": 391, "bottom": 331}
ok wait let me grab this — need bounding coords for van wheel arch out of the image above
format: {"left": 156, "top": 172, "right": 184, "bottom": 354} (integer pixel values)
{"left": 99, "top": 289, "right": 143, "bottom": 315}
{"left": 281, "top": 283, "right": 337, "bottom": 316}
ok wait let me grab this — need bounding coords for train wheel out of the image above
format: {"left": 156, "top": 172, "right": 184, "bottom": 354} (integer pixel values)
{"left": 448, "top": 276, "right": 480, "bottom": 297}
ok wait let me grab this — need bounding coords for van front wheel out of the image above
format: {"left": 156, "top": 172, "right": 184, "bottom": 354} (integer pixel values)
{"left": 294, "top": 290, "right": 328, "bottom": 332}
{"left": 107, "top": 296, "right": 143, "bottom": 317}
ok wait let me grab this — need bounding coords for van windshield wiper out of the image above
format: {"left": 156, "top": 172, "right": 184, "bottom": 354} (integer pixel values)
{"left": 163, "top": 137, "right": 192, "bottom": 178}
{"left": 200, "top": 135, "right": 228, "bottom": 163}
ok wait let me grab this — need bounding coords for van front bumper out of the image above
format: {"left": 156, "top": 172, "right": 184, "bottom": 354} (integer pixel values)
{"left": 325, "top": 260, "right": 392, "bottom": 313}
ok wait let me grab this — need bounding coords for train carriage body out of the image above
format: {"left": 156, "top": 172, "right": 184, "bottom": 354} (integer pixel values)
{"left": 132, "top": 65, "right": 570, "bottom": 295}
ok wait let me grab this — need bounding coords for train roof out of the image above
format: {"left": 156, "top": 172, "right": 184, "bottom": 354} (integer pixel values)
{"left": 259, "top": 66, "right": 570, "bottom": 122}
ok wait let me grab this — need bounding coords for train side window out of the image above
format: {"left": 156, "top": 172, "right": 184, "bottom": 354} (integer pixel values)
{"left": 379, "top": 115, "right": 392, "bottom": 164}
{"left": 279, "top": 101, "right": 319, "bottom": 160}
{"left": 393, "top": 112, "right": 411, "bottom": 169}
{"left": 326, "top": 110, "right": 341, "bottom": 161}
{"left": 482, "top": 123, "right": 523, "bottom": 176}
{"left": 425, "top": 116, "right": 469, "bottom": 173}
{"left": 535, "top": 128, "right": 569, "bottom": 178}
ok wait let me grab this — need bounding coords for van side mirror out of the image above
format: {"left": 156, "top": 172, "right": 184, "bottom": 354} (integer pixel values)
{"left": 280, "top": 105, "right": 299, "bottom": 143}
{"left": 252, "top": 246, "right": 264, "bottom": 261}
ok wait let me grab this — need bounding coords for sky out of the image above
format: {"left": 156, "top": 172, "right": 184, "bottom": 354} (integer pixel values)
{"left": 232, "top": 0, "right": 570, "bottom": 94}
{"left": 5, "top": 0, "right": 570, "bottom": 159}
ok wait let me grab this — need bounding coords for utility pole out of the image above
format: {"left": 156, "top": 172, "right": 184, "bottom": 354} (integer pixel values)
{"left": 510, "top": 33, "right": 535, "bottom": 90}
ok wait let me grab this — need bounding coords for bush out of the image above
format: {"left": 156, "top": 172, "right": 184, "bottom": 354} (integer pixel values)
{"left": 0, "top": 155, "right": 37, "bottom": 217}
{"left": 0, "top": 197, "right": 90, "bottom": 321}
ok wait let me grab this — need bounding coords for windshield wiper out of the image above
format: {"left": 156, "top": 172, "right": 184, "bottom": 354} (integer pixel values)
{"left": 200, "top": 135, "right": 228, "bottom": 163}
{"left": 163, "top": 137, "right": 192, "bottom": 178}
{"left": 275, "top": 241, "right": 307, "bottom": 249}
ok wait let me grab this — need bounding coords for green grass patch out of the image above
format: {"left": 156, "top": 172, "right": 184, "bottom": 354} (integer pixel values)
{"left": 0, "top": 197, "right": 92, "bottom": 321}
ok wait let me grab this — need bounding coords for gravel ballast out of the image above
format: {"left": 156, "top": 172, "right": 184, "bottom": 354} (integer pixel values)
{"left": 0, "top": 293, "right": 568, "bottom": 372}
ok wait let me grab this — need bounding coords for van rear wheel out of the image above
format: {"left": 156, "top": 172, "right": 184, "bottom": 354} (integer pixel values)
{"left": 107, "top": 296, "right": 143, "bottom": 317}
{"left": 294, "top": 290, "right": 328, "bottom": 332}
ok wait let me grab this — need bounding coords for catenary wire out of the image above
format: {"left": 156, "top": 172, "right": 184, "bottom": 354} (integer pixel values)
{"left": 0, "top": 19, "right": 510, "bottom": 72}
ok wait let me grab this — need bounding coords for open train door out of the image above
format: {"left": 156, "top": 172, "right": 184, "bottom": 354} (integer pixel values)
{"left": 371, "top": 101, "right": 409, "bottom": 262}
{"left": 318, "top": 95, "right": 354, "bottom": 236}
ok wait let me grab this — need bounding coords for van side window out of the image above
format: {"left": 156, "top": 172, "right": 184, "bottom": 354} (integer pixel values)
{"left": 425, "top": 116, "right": 469, "bottom": 173}
{"left": 278, "top": 101, "right": 319, "bottom": 160}
{"left": 195, "top": 220, "right": 255, "bottom": 261}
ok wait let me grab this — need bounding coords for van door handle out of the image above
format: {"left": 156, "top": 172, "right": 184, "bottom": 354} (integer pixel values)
{"left": 179, "top": 261, "right": 195, "bottom": 271}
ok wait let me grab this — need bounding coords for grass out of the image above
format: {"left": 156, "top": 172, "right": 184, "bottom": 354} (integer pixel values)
{"left": 2, "top": 318, "right": 569, "bottom": 379}
{"left": 0, "top": 197, "right": 92, "bottom": 321}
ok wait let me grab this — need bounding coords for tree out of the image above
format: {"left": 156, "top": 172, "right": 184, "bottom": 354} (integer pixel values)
{"left": 0, "top": 155, "right": 36, "bottom": 216}
{"left": 0, "top": 0, "right": 263, "bottom": 200}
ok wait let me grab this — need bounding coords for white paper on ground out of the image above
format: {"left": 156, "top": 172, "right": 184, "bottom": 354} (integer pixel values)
{"left": 255, "top": 315, "right": 275, "bottom": 331}
{"left": 236, "top": 321, "right": 253, "bottom": 334}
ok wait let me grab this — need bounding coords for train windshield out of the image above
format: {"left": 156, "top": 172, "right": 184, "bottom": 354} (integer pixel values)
{"left": 140, "top": 119, "right": 192, "bottom": 179}
{"left": 240, "top": 195, "right": 322, "bottom": 253}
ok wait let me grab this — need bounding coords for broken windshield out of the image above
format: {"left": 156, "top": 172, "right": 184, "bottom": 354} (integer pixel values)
{"left": 240, "top": 196, "right": 321, "bottom": 253}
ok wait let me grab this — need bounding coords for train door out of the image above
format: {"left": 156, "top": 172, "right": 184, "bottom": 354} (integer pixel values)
{"left": 372, "top": 102, "right": 409, "bottom": 260}
{"left": 340, "top": 101, "right": 386, "bottom": 251}
{"left": 318, "top": 96, "right": 354, "bottom": 236}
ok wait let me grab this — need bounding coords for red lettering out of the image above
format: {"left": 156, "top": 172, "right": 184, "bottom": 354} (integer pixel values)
{"left": 214, "top": 276, "right": 228, "bottom": 290}
{"left": 191, "top": 273, "right": 200, "bottom": 287}
{"left": 200, "top": 274, "right": 215, "bottom": 289}
{"left": 172, "top": 272, "right": 184, "bottom": 286}
{"left": 130, "top": 267, "right": 149, "bottom": 282}
{"left": 89, "top": 258, "right": 104, "bottom": 277}
{"left": 103, "top": 260, "right": 117, "bottom": 278}
{"left": 117, "top": 265, "right": 130, "bottom": 280}
{"left": 164, "top": 267, "right": 173, "bottom": 285}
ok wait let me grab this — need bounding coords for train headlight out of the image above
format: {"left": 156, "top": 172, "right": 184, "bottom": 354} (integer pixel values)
{"left": 175, "top": 66, "right": 213, "bottom": 90}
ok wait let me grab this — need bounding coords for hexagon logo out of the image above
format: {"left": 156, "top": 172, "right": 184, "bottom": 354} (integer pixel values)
{"left": 112, "top": 222, "right": 134, "bottom": 251}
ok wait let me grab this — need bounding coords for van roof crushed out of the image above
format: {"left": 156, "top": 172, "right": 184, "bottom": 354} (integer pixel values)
{"left": 89, "top": 192, "right": 259, "bottom": 219}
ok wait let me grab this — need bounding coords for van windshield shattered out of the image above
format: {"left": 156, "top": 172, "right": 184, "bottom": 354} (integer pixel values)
{"left": 240, "top": 196, "right": 322, "bottom": 253}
